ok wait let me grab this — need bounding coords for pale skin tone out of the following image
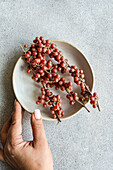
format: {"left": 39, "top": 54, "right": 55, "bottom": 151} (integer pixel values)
{"left": 0, "top": 100, "right": 53, "bottom": 170}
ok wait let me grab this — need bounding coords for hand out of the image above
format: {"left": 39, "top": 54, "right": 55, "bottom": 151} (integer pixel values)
{"left": 0, "top": 100, "right": 53, "bottom": 170}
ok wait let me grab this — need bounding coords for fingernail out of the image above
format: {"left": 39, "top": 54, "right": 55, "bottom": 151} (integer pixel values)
{"left": 34, "top": 109, "right": 41, "bottom": 119}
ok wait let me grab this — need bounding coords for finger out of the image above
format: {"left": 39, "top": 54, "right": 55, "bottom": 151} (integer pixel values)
{"left": 0, "top": 148, "right": 5, "bottom": 162}
{"left": 31, "top": 109, "right": 47, "bottom": 148}
{"left": 10, "top": 100, "right": 23, "bottom": 141}
{"left": 0, "top": 116, "right": 12, "bottom": 147}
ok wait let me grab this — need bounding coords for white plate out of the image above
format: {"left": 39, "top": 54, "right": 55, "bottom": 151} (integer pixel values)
{"left": 12, "top": 40, "right": 94, "bottom": 121}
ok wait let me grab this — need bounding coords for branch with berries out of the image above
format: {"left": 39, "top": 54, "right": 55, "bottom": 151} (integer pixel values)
{"left": 21, "top": 36, "right": 100, "bottom": 123}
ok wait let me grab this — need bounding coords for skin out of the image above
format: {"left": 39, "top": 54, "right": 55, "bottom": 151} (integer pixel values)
{"left": 0, "top": 100, "right": 53, "bottom": 170}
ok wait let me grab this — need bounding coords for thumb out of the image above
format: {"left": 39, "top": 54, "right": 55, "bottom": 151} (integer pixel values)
{"left": 31, "top": 109, "right": 47, "bottom": 148}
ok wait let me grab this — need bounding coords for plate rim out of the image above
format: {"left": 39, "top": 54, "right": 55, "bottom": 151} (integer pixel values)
{"left": 12, "top": 39, "right": 94, "bottom": 121}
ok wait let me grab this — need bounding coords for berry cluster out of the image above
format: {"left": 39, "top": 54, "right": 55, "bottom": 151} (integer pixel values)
{"left": 36, "top": 87, "right": 63, "bottom": 121}
{"left": 90, "top": 92, "right": 99, "bottom": 108}
{"left": 21, "top": 36, "right": 100, "bottom": 123}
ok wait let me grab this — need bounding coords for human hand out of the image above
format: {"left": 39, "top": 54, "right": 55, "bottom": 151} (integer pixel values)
{"left": 0, "top": 100, "right": 53, "bottom": 170}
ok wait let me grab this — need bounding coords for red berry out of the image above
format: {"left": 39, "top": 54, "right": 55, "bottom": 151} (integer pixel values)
{"left": 51, "top": 44, "right": 56, "bottom": 48}
{"left": 40, "top": 36, "right": 44, "bottom": 41}
{"left": 35, "top": 37, "right": 39, "bottom": 41}
{"left": 74, "top": 77, "right": 78, "bottom": 82}
{"left": 42, "top": 91, "right": 45, "bottom": 95}
{"left": 93, "top": 104, "right": 97, "bottom": 108}
{"left": 53, "top": 52, "right": 58, "bottom": 56}
{"left": 28, "top": 51, "right": 31, "bottom": 55}
{"left": 53, "top": 114, "right": 56, "bottom": 119}
{"left": 38, "top": 43, "right": 43, "bottom": 48}
{"left": 54, "top": 78, "right": 59, "bottom": 82}
{"left": 41, "top": 59, "right": 46, "bottom": 65}
{"left": 24, "top": 44, "right": 28, "bottom": 48}
{"left": 59, "top": 81, "right": 63, "bottom": 86}
{"left": 61, "top": 86, "right": 65, "bottom": 91}
{"left": 27, "top": 69, "right": 30, "bottom": 73}
{"left": 90, "top": 96, "right": 95, "bottom": 102}
{"left": 54, "top": 48, "right": 59, "bottom": 52}
{"left": 60, "top": 77, "right": 65, "bottom": 82}
{"left": 60, "top": 62, "right": 65, "bottom": 68}
{"left": 93, "top": 100, "right": 97, "bottom": 105}
{"left": 53, "top": 65, "right": 58, "bottom": 69}
{"left": 46, "top": 84, "right": 50, "bottom": 88}
{"left": 56, "top": 55, "right": 60, "bottom": 61}
{"left": 61, "top": 112, "right": 64, "bottom": 116}
{"left": 40, "top": 99, "right": 45, "bottom": 103}
{"left": 58, "top": 110, "right": 62, "bottom": 115}
{"left": 35, "top": 58, "right": 41, "bottom": 63}
{"left": 76, "top": 69, "right": 79, "bottom": 73}
{"left": 42, "top": 48, "right": 46, "bottom": 53}
{"left": 75, "top": 73, "right": 79, "bottom": 77}
{"left": 46, "top": 49, "right": 51, "bottom": 54}
{"left": 60, "top": 57, "right": 64, "bottom": 61}
{"left": 48, "top": 101, "right": 52, "bottom": 105}
{"left": 41, "top": 87, "right": 44, "bottom": 91}
{"left": 76, "top": 81, "right": 81, "bottom": 85}
{"left": 42, "top": 66, "right": 47, "bottom": 71}
{"left": 33, "top": 39, "right": 37, "bottom": 43}
{"left": 52, "top": 73, "right": 56, "bottom": 77}
{"left": 54, "top": 105, "right": 59, "bottom": 110}
{"left": 32, "top": 47, "right": 36, "bottom": 51}
{"left": 48, "top": 73, "right": 52, "bottom": 78}
{"left": 42, "top": 40, "right": 46, "bottom": 44}
{"left": 52, "top": 68, "right": 57, "bottom": 73}
{"left": 47, "top": 63, "right": 52, "bottom": 68}
{"left": 45, "top": 97, "right": 49, "bottom": 101}
{"left": 35, "top": 73, "right": 40, "bottom": 78}
{"left": 46, "top": 43, "right": 50, "bottom": 47}
{"left": 51, "top": 110, "right": 55, "bottom": 114}
{"left": 31, "top": 44, "right": 35, "bottom": 48}
{"left": 68, "top": 82, "right": 72, "bottom": 86}
{"left": 70, "top": 68, "right": 75, "bottom": 73}
{"left": 53, "top": 97, "right": 57, "bottom": 102}
{"left": 73, "top": 96, "right": 79, "bottom": 101}
{"left": 32, "top": 51, "right": 37, "bottom": 56}
{"left": 34, "top": 77, "right": 38, "bottom": 81}
{"left": 80, "top": 74, "right": 85, "bottom": 79}
{"left": 38, "top": 48, "right": 42, "bottom": 52}
{"left": 56, "top": 74, "right": 60, "bottom": 79}
{"left": 56, "top": 95, "right": 60, "bottom": 101}
{"left": 57, "top": 67, "right": 62, "bottom": 71}
{"left": 69, "top": 96, "right": 73, "bottom": 101}
{"left": 55, "top": 86, "right": 59, "bottom": 90}
{"left": 70, "top": 101, "right": 75, "bottom": 105}
{"left": 71, "top": 66, "right": 77, "bottom": 70}
{"left": 25, "top": 53, "right": 30, "bottom": 58}
{"left": 79, "top": 69, "right": 83, "bottom": 74}
{"left": 43, "top": 103, "right": 47, "bottom": 108}
{"left": 93, "top": 92, "right": 97, "bottom": 97}
{"left": 46, "top": 40, "right": 50, "bottom": 43}
{"left": 36, "top": 101, "right": 40, "bottom": 105}
{"left": 41, "top": 95, "right": 45, "bottom": 99}
{"left": 80, "top": 82, "right": 85, "bottom": 88}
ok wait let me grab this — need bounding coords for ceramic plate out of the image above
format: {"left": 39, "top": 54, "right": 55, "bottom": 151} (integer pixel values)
{"left": 12, "top": 40, "right": 94, "bottom": 121}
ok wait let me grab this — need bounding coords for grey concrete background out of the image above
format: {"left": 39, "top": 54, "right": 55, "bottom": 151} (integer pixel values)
{"left": 0, "top": 0, "right": 113, "bottom": 169}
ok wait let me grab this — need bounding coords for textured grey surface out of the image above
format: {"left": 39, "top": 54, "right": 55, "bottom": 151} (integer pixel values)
{"left": 0, "top": 0, "right": 113, "bottom": 170}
